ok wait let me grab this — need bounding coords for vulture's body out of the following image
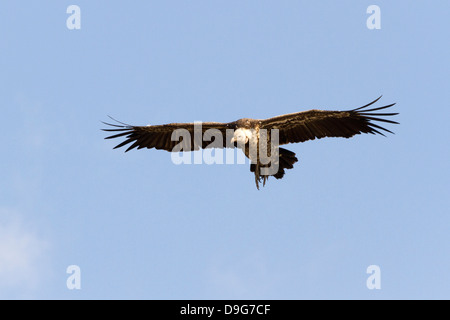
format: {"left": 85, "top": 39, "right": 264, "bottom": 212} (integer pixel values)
{"left": 103, "top": 97, "right": 398, "bottom": 189}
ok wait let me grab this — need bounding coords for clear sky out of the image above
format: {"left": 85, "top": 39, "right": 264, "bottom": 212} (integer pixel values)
{"left": 1, "top": 1, "right": 449, "bottom": 299}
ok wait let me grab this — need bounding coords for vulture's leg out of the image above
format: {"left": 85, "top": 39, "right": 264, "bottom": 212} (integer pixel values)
{"left": 262, "top": 174, "right": 268, "bottom": 187}
{"left": 254, "top": 163, "right": 260, "bottom": 190}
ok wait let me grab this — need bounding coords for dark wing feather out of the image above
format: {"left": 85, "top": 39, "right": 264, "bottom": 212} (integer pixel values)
{"left": 102, "top": 119, "right": 236, "bottom": 152}
{"left": 259, "top": 96, "right": 398, "bottom": 145}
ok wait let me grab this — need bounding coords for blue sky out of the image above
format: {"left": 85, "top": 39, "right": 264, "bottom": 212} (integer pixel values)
{"left": 1, "top": 1, "right": 449, "bottom": 299}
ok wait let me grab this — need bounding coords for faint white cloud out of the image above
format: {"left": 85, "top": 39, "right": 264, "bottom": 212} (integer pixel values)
{"left": 0, "top": 208, "right": 49, "bottom": 298}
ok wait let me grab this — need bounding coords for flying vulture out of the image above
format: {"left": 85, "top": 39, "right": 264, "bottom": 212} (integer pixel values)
{"left": 103, "top": 96, "right": 398, "bottom": 189}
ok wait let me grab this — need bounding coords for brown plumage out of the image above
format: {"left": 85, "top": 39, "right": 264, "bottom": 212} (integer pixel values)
{"left": 103, "top": 96, "right": 398, "bottom": 189}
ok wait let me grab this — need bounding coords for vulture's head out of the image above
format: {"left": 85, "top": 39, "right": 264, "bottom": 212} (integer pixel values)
{"left": 231, "top": 128, "right": 252, "bottom": 146}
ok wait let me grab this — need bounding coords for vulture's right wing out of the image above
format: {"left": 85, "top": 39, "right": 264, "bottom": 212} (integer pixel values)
{"left": 103, "top": 119, "right": 237, "bottom": 152}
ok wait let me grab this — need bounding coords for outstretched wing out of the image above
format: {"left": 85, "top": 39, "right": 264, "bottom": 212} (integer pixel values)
{"left": 260, "top": 96, "right": 398, "bottom": 145}
{"left": 103, "top": 119, "right": 236, "bottom": 152}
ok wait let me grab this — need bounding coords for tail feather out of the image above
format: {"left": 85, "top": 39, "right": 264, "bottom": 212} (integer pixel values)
{"left": 250, "top": 148, "right": 299, "bottom": 188}
{"left": 273, "top": 148, "right": 298, "bottom": 180}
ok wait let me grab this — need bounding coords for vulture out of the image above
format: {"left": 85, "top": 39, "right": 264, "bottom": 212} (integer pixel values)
{"left": 103, "top": 96, "right": 398, "bottom": 189}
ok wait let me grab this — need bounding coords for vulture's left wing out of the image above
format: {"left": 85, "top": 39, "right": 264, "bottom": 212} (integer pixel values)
{"left": 259, "top": 96, "right": 398, "bottom": 145}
